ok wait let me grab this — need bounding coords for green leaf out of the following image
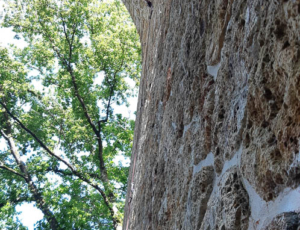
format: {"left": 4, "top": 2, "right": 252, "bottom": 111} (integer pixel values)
{"left": 0, "top": 0, "right": 140, "bottom": 229}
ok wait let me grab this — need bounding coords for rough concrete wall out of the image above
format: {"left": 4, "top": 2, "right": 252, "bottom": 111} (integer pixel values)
{"left": 122, "top": 0, "right": 300, "bottom": 229}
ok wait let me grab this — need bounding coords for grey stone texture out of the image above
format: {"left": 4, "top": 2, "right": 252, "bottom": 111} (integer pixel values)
{"left": 265, "top": 212, "right": 300, "bottom": 230}
{"left": 122, "top": 0, "right": 300, "bottom": 229}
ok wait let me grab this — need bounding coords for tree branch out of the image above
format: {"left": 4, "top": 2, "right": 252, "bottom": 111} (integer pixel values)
{"left": 0, "top": 163, "right": 26, "bottom": 180}
{"left": 0, "top": 101, "right": 75, "bottom": 171}
{"left": 60, "top": 12, "right": 74, "bottom": 62}
{"left": 60, "top": 13, "right": 71, "bottom": 47}
{"left": 0, "top": 195, "right": 33, "bottom": 209}
{"left": 0, "top": 101, "right": 119, "bottom": 228}
{"left": 59, "top": 9, "right": 100, "bottom": 147}
{"left": 1, "top": 120, "right": 59, "bottom": 229}
{"left": 68, "top": 68, "right": 100, "bottom": 135}
{"left": 99, "top": 77, "right": 115, "bottom": 123}
{"left": 45, "top": 167, "right": 102, "bottom": 181}
{"left": 100, "top": 47, "right": 126, "bottom": 124}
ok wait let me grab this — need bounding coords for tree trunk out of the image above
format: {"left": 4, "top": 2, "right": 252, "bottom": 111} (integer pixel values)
{"left": 122, "top": 0, "right": 300, "bottom": 229}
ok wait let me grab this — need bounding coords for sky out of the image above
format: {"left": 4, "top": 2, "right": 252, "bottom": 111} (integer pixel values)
{"left": 0, "top": 1, "right": 138, "bottom": 228}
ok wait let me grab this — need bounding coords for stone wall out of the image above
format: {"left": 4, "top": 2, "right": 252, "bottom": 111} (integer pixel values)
{"left": 122, "top": 0, "right": 300, "bottom": 229}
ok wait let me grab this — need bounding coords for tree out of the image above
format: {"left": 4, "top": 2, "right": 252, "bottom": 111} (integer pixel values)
{"left": 0, "top": 0, "right": 141, "bottom": 229}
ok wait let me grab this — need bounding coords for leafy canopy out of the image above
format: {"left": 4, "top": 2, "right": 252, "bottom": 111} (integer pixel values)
{"left": 0, "top": 0, "right": 140, "bottom": 229}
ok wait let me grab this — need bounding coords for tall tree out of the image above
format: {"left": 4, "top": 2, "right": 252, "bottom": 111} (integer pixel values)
{"left": 0, "top": 0, "right": 140, "bottom": 229}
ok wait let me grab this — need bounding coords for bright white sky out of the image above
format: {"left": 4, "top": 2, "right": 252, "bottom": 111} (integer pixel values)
{"left": 0, "top": 1, "right": 137, "bottom": 228}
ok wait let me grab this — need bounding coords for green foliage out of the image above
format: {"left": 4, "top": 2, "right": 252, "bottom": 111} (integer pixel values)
{"left": 0, "top": 0, "right": 140, "bottom": 229}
